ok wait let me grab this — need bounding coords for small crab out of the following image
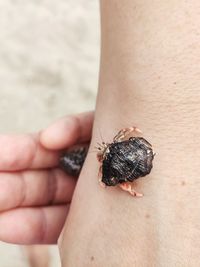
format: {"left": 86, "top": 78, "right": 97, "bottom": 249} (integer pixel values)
{"left": 97, "top": 127, "right": 155, "bottom": 197}
{"left": 60, "top": 145, "right": 88, "bottom": 177}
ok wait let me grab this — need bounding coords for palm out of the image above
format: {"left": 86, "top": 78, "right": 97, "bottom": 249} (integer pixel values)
{"left": 0, "top": 112, "right": 93, "bottom": 245}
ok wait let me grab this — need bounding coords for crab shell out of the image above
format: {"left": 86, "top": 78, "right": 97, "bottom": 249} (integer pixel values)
{"left": 98, "top": 137, "right": 154, "bottom": 186}
{"left": 60, "top": 144, "right": 89, "bottom": 177}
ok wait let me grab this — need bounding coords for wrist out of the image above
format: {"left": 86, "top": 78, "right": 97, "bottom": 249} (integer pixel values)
{"left": 94, "top": 81, "right": 200, "bottom": 183}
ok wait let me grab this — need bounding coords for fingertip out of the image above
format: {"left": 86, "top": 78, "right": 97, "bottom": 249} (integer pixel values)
{"left": 40, "top": 111, "right": 94, "bottom": 150}
{"left": 40, "top": 117, "right": 78, "bottom": 150}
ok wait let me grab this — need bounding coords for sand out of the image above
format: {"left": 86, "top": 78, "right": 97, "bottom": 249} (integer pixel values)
{"left": 0, "top": 0, "right": 99, "bottom": 266}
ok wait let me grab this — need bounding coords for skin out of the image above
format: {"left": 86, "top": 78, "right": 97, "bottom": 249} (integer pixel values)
{"left": 2, "top": 1, "right": 200, "bottom": 266}
{"left": 0, "top": 111, "right": 93, "bottom": 244}
{"left": 59, "top": 1, "right": 200, "bottom": 266}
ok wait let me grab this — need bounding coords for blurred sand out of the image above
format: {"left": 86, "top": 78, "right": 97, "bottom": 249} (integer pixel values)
{"left": 0, "top": 0, "right": 99, "bottom": 266}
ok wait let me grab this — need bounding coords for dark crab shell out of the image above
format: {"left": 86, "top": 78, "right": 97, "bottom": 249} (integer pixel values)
{"left": 102, "top": 137, "right": 154, "bottom": 186}
{"left": 59, "top": 145, "right": 89, "bottom": 177}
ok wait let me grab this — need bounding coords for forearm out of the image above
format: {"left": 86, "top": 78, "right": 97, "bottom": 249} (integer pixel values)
{"left": 95, "top": 0, "right": 200, "bottom": 176}
{"left": 60, "top": 1, "right": 200, "bottom": 266}
{"left": 99, "top": 0, "right": 200, "bottom": 117}
{"left": 94, "top": 0, "right": 200, "bottom": 264}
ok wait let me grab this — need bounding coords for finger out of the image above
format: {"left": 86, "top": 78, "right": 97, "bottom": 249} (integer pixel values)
{"left": 0, "top": 168, "right": 76, "bottom": 211}
{"left": 0, "top": 205, "right": 68, "bottom": 244}
{"left": 40, "top": 111, "right": 94, "bottom": 150}
{"left": 0, "top": 133, "right": 61, "bottom": 171}
{"left": 24, "top": 246, "right": 50, "bottom": 267}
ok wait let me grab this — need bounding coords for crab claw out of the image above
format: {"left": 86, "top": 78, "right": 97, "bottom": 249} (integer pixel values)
{"left": 119, "top": 182, "right": 143, "bottom": 197}
{"left": 99, "top": 178, "right": 106, "bottom": 188}
{"left": 134, "top": 127, "right": 143, "bottom": 134}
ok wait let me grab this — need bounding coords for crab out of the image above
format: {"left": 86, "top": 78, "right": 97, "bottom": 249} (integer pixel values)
{"left": 60, "top": 145, "right": 88, "bottom": 177}
{"left": 97, "top": 126, "right": 155, "bottom": 197}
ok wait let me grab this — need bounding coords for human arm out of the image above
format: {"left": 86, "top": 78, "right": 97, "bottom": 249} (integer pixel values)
{"left": 59, "top": 1, "right": 200, "bottom": 266}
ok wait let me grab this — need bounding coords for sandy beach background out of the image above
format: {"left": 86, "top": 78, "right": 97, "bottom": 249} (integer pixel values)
{"left": 0, "top": 0, "right": 99, "bottom": 266}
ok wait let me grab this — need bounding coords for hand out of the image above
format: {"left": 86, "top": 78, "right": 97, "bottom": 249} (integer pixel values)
{"left": 0, "top": 111, "right": 93, "bottom": 245}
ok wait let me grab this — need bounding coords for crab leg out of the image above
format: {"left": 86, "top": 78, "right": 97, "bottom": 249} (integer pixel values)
{"left": 98, "top": 165, "right": 106, "bottom": 188}
{"left": 113, "top": 126, "right": 142, "bottom": 142}
{"left": 119, "top": 182, "right": 143, "bottom": 197}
